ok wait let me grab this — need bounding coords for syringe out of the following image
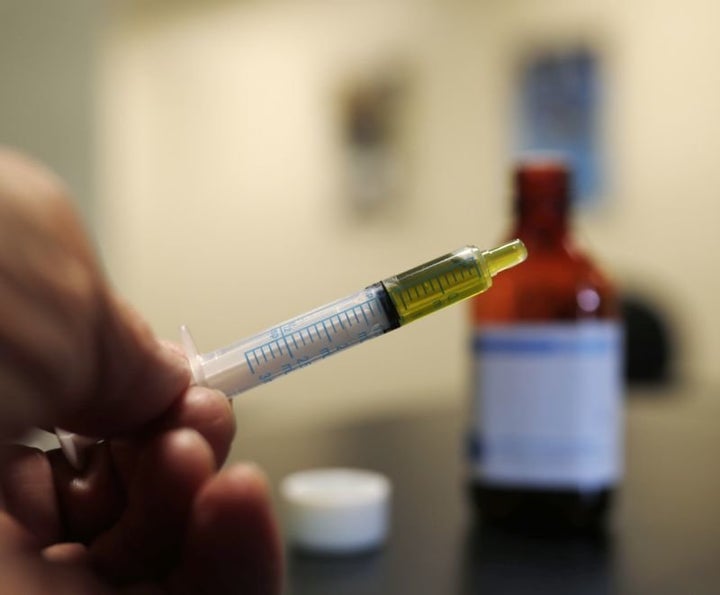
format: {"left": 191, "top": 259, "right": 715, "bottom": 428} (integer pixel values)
{"left": 180, "top": 239, "right": 527, "bottom": 397}
{"left": 56, "top": 239, "right": 526, "bottom": 468}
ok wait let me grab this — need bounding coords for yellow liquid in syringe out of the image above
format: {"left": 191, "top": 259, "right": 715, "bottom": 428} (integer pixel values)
{"left": 381, "top": 241, "right": 526, "bottom": 325}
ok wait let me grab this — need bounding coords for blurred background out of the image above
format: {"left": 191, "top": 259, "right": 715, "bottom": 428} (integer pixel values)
{"left": 1, "top": 0, "right": 718, "bottom": 429}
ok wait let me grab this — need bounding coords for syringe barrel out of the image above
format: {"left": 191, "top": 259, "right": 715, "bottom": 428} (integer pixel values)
{"left": 183, "top": 283, "right": 398, "bottom": 397}
{"left": 183, "top": 239, "right": 526, "bottom": 397}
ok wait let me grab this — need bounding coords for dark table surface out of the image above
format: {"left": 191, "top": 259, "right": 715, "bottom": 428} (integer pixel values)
{"left": 233, "top": 387, "right": 720, "bottom": 594}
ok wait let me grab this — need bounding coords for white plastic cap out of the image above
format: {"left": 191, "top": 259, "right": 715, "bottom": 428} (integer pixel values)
{"left": 281, "top": 468, "right": 391, "bottom": 554}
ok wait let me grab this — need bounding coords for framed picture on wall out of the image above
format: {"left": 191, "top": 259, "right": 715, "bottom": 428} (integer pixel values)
{"left": 515, "top": 47, "right": 604, "bottom": 206}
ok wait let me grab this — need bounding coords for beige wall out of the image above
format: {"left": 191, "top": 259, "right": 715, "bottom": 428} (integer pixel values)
{"left": 0, "top": 1, "right": 99, "bottom": 220}
{"left": 98, "top": 0, "right": 720, "bottom": 427}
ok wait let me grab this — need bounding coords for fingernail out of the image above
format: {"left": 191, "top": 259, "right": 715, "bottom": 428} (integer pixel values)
{"left": 233, "top": 461, "right": 269, "bottom": 488}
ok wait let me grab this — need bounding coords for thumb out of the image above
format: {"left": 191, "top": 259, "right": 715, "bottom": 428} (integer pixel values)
{"left": 54, "top": 292, "right": 191, "bottom": 437}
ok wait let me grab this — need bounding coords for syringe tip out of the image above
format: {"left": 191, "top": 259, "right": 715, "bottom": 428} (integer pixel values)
{"left": 483, "top": 239, "right": 528, "bottom": 277}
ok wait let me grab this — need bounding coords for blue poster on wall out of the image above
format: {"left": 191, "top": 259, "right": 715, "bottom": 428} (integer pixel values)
{"left": 516, "top": 48, "right": 603, "bottom": 206}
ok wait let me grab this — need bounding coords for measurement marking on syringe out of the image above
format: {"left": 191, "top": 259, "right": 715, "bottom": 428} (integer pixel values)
{"left": 396, "top": 259, "right": 480, "bottom": 305}
{"left": 281, "top": 337, "right": 293, "bottom": 358}
{"left": 243, "top": 296, "right": 385, "bottom": 376}
{"left": 413, "top": 262, "right": 480, "bottom": 308}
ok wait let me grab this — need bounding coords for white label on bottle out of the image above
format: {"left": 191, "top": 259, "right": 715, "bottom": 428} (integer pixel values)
{"left": 469, "top": 322, "right": 623, "bottom": 489}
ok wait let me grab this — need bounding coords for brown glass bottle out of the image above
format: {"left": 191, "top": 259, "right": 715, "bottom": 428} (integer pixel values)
{"left": 467, "top": 160, "right": 622, "bottom": 535}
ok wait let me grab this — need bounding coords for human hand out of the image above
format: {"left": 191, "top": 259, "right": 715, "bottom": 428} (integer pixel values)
{"left": 0, "top": 149, "right": 282, "bottom": 592}
{"left": 0, "top": 385, "right": 282, "bottom": 594}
